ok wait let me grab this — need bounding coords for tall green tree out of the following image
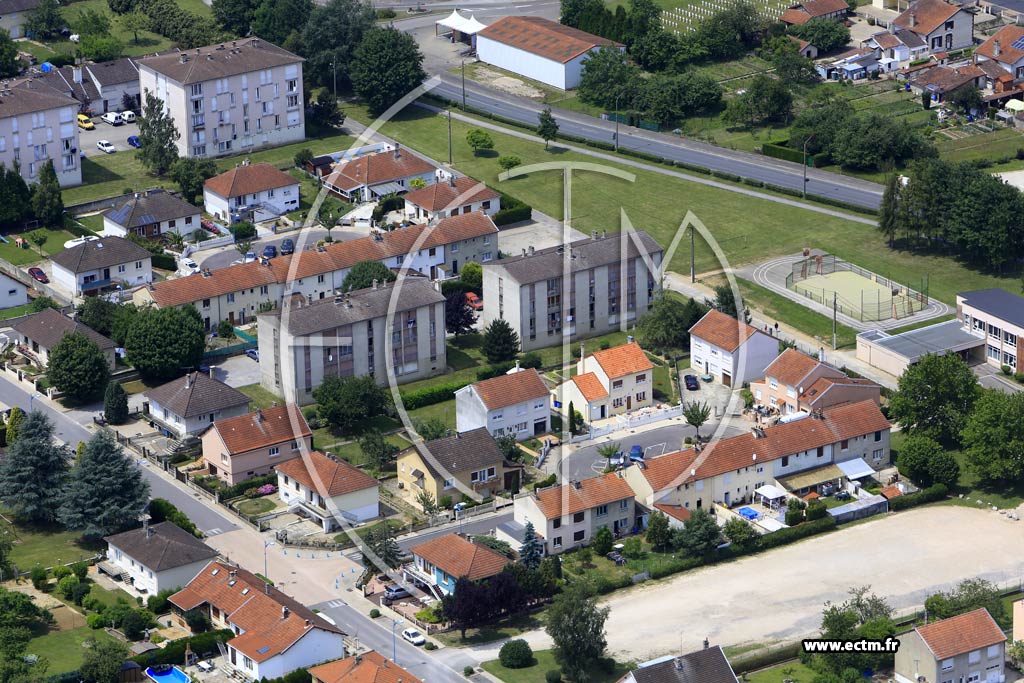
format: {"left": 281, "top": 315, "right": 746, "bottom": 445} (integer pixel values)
{"left": 350, "top": 27, "right": 426, "bottom": 117}
{"left": 362, "top": 524, "right": 402, "bottom": 570}
{"left": 5, "top": 406, "right": 22, "bottom": 445}
{"left": 30, "top": 161, "right": 62, "bottom": 227}
{"left": 889, "top": 353, "right": 978, "bottom": 445}
{"left": 682, "top": 401, "right": 711, "bottom": 438}
{"left": 124, "top": 305, "right": 205, "bottom": 381}
{"left": 313, "top": 374, "right": 390, "bottom": 434}
{"left": 25, "top": 0, "right": 62, "bottom": 39}
{"left": 723, "top": 74, "right": 791, "bottom": 126}
{"left": 673, "top": 507, "right": 720, "bottom": 558}
{"left": 47, "top": 333, "right": 110, "bottom": 405}
{"left": 79, "top": 637, "right": 129, "bottom": 683}
{"left": 300, "top": 0, "right": 375, "bottom": 90}
{"left": 103, "top": 380, "right": 130, "bottom": 425}
{"left": 414, "top": 417, "right": 448, "bottom": 441}
{"left": 962, "top": 390, "right": 1024, "bottom": 484}
{"left": 340, "top": 260, "right": 396, "bottom": 292}
{"left": 546, "top": 583, "right": 610, "bottom": 683}
{"left": 211, "top": 0, "right": 255, "bottom": 35}
{"left": 577, "top": 48, "right": 642, "bottom": 111}
{"left": 253, "top": 0, "right": 312, "bottom": 45}
{"left": 59, "top": 430, "right": 150, "bottom": 539}
{"left": 76, "top": 297, "right": 118, "bottom": 338}
{"left": 537, "top": 108, "right": 559, "bottom": 149}
{"left": 879, "top": 174, "right": 900, "bottom": 248}
{"left": 0, "top": 164, "right": 31, "bottom": 227}
{"left": 118, "top": 11, "right": 150, "bottom": 44}
{"left": 0, "top": 28, "right": 19, "bottom": 78}
{"left": 645, "top": 510, "right": 671, "bottom": 551}
{"left": 895, "top": 434, "right": 959, "bottom": 487}
{"left": 169, "top": 158, "right": 218, "bottom": 204}
{"left": 520, "top": 521, "right": 544, "bottom": 570}
{"left": 466, "top": 129, "right": 495, "bottom": 155}
{"left": 787, "top": 17, "right": 850, "bottom": 52}
{"left": 359, "top": 431, "right": 400, "bottom": 470}
{"left": 636, "top": 294, "right": 708, "bottom": 353}
{"left": 481, "top": 318, "right": 520, "bottom": 363}
{"left": 460, "top": 262, "right": 483, "bottom": 291}
{"left": 137, "top": 89, "right": 180, "bottom": 176}
{"left": 722, "top": 517, "right": 758, "bottom": 551}
{"left": 0, "top": 411, "right": 66, "bottom": 524}
{"left": 445, "top": 290, "right": 476, "bottom": 336}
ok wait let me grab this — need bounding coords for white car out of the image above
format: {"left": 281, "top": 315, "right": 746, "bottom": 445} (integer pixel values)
{"left": 401, "top": 628, "right": 426, "bottom": 646}
{"left": 96, "top": 140, "right": 116, "bottom": 154}
{"left": 120, "top": 110, "right": 136, "bottom": 123}
{"left": 101, "top": 112, "right": 123, "bottom": 126}
{"left": 180, "top": 257, "right": 200, "bottom": 274}
{"left": 243, "top": 251, "right": 257, "bottom": 263}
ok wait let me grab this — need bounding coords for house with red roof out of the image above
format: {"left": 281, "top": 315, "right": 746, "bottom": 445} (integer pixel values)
{"left": 201, "top": 404, "right": 312, "bottom": 485}
{"left": 779, "top": 0, "right": 847, "bottom": 25}
{"left": 323, "top": 144, "right": 438, "bottom": 203}
{"left": 275, "top": 451, "right": 380, "bottom": 531}
{"left": 170, "top": 561, "right": 347, "bottom": 680}
{"left": 309, "top": 651, "right": 421, "bottom": 683}
{"left": 689, "top": 309, "right": 778, "bottom": 387}
{"left": 889, "top": 0, "right": 973, "bottom": 54}
{"left": 559, "top": 341, "right": 654, "bottom": 422}
{"left": 455, "top": 367, "right": 551, "bottom": 441}
{"left": 749, "top": 348, "right": 880, "bottom": 417}
{"left": 203, "top": 159, "right": 301, "bottom": 223}
{"left": 894, "top": 608, "right": 1005, "bottom": 683}
{"left": 405, "top": 533, "right": 510, "bottom": 597}
{"left": 403, "top": 175, "right": 501, "bottom": 224}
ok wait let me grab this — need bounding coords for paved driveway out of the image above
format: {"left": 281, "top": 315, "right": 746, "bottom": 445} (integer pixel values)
{"left": 975, "top": 363, "right": 1022, "bottom": 394}
{"left": 213, "top": 353, "right": 261, "bottom": 388}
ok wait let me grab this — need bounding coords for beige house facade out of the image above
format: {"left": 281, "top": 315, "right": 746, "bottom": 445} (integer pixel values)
{"left": 201, "top": 404, "right": 312, "bottom": 485}
{"left": 559, "top": 341, "right": 654, "bottom": 422}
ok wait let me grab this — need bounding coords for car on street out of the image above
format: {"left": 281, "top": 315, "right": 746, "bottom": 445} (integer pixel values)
{"left": 609, "top": 450, "right": 625, "bottom": 467}
{"left": 127, "top": 135, "right": 141, "bottom": 148}
{"left": 96, "top": 140, "right": 116, "bottom": 154}
{"left": 245, "top": 348, "right": 259, "bottom": 361}
{"left": 280, "top": 238, "right": 295, "bottom": 255}
{"left": 244, "top": 251, "right": 257, "bottom": 263}
{"left": 120, "top": 111, "right": 136, "bottom": 123}
{"left": 100, "top": 112, "right": 123, "bottom": 126}
{"left": 465, "top": 292, "right": 483, "bottom": 310}
{"left": 27, "top": 267, "right": 48, "bottom": 284}
{"left": 180, "top": 257, "right": 200, "bottom": 274}
{"left": 401, "top": 628, "right": 426, "bottom": 646}
{"left": 684, "top": 374, "right": 700, "bottom": 391}
{"left": 77, "top": 114, "right": 94, "bottom": 130}
{"left": 628, "top": 444, "right": 645, "bottom": 462}
{"left": 262, "top": 245, "right": 277, "bottom": 259}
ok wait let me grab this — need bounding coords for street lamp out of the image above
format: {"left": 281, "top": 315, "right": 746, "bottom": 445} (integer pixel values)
{"left": 29, "top": 393, "right": 41, "bottom": 412}
{"left": 454, "top": 502, "right": 464, "bottom": 534}
{"left": 331, "top": 58, "right": 337, "bottom": 102}
{"left": 391, "top": 618, "right": 405, "bottom": 663}
{"left": 263, "top": 541, "right": 275, "bottom": 581}
{"left": 461, "top": 60, "right": 467, "bottom": 109}
{"left": 802, "top": 134, "right": 816, "bottom": 199}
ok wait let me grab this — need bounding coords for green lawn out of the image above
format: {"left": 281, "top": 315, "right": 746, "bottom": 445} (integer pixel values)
{"left": 319, "top": 432, "right": 409, "bottom": 467}
{"left": 81, "top": 582, "right": 134, "bottom": 610}
{"left": 25, "top": 626, "right": 118, "bottom": 675}
{"left": 0, "top": 517, "right": 98, "bottom": 571}
{"left": 0, "top": 302, "right": 34, "bottom": 320}
{"left": 236, "top": 497, "right": 277, "bottom": 516}
{"left": 237, "top": 384, "right": 284, "bottom": 410}
{"left": 0, "top": 229, "right": 80, "bottom": 266}
{"left": 347, "top": 104, "right": 1017, "bottom": 307}
{"left": 74, "top": 214, "right": 105, "bottom": 234}
{"left": 936, "top": 126, "right": 1024, "bottom": 163}
{"left": 742, "top": 660, "right": 816, "bottom": 683}
{"left": 483, "top": 649, "right": 628, "bottom": 683}
{"left": 437, "top": 611, "right": 547, "bottom": 647}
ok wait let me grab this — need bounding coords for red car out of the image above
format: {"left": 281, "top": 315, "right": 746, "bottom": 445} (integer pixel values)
{"left": 465, "top": 292, "right": 483, "bottom": 310}
{"left": 27, "top": 267, "right": 48, "bottom": 284}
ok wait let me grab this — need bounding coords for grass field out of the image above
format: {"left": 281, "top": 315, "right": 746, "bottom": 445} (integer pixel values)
{"left": 0, "top": 229, "right": 79, "bottom": 266}
{"left": 237, "top": 384, "right": 284, "bottom": 410}
{"left": 483, "top": 650, "right": 629, "bottom": 683}
{"left": 935, "top": 126, "right": 1024, "bottom": 163}
{"left": 25, "top": 625, "right": 118, "bottom": 675}
{"left": 742, "top": 660, "right": 816, "bottom": 683}
{"left": 0, "top": 516, "right": 97, "bottom": 570}
{"left": 347, "top": 104, "right": 1017, "bottom": 307}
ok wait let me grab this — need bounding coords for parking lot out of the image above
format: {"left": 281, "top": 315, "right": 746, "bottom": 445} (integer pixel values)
{"left": 79, "top": 118, "right": 140, "bottom": 158}
{"left": 210, "top": 353, "right": 261, "bottom": 388}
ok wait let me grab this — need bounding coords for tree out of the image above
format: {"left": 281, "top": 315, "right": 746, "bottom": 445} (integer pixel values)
{"left": 597, "top": 441, "right": 621, "bottom": 468}
{"left": 925, "top": 578, "right": 1009, "bottom": 629}
{"left": 359, "top": 431, "right": 399, "bottom": 470}
{"left": 25, "top": 0, "right": 62, "bottom": 39}
{"left": 546, "top": 583, "right": 610, "bottom": 683}
{"left": 124, "top": 306, "right": 205, "bottom": 381}
{"left": 500, "top": 639, "right": 534, "bottom": 669}
{"left": 724, "top": 75, "right": 792, "bottom": 126}
{"left": 520, "top": 521, "right": 544, "bottom": 570}
{"left": 76, "top": 297, "right": 117, "bottom": 338}
{"left": 212, "top": 0, "right": 255, "bottom": 35}
{"left": 253, "top": 0, "right": 312, "bottom": 45}
{"left": 645, "top": 510, "right": 671, "bottom": 551}
{"left": 635, "top": 72, "right": 723, "bottom": 124}
{"left": 137, "top": 89, "right": 180, "bottom": 176}
{"left": 0, "top": 164, "right": 31, "bottom": 228}
{"left": 313, "top": 374, "right": 390, "bottom": 434}
{"left": 415, "top": 417, "right": 448, "bottom": 441}
{"left": 963, "top": 390, "right": 1024, "bottom": 483}
{"left": 482, "top": 318, "right": 520, "bottom": 363}
{"left": 75, "top": 7, "right": 112, "bottom": 35}
{"left": 30, "top": 161, "right": 62, "bottom": 227}
{"left": 578, "top": 48, "right": 641, "bottom": 111}
{"left": 879, "top": 174, "right": 900, "bottom": 248}
{"left": 80, "top": 36, "right": 124, "bottom": 62}
{"left": 443, "top": 577, "right": 487, "bottom": 638}
{"left": 788, "top": 18, "right": 850, "bottom": 52}
{"left": 537, "top": 108, "right": 559, "bottom": 149}
{"left": 363, "top": 524, "right": 402, "bottom": 570}
{"left": 709, "top": 284, "right": 750, "bottom": 322}
{"left": 28, "top": 297, "right": 60, "bottom": 314}
{"left": 111, "top": 304, "right": 139, "bottom": 346}
{"left": 103, "top": 381, "right": 129, "bottom": 425}
{"left": 635, "top": 294, "right": 708, "bottom": 353}
{"left": 233, "top": 239, "right": 254, "bottom": 259}
{"left": 674, "top": 507, "right": 720, "bottom": 558}
{"left": 60, "top": 430, "right": 149, "bottom": 538}
{"left": 5, "top": 406, "right": 22, "bottom": 444}
{"left": 889, "top": 353, "right": 978, "bottom": 445}
{"left": 766, "top": 35, "right": 817, "bottom": 84}
{"left": 47, "top": 332, "right": 110, "bottom": 404}
{"left": 461, "top": 261, "right": 483, "bottom": 291}
{"left": 496, "top": 433, "right": 524, "bottom": 464}
{"left": 307, "top": 88, "right": 346, "bottom": 129}
{"left": 946, "top": 83, "right": 981, "bottom": 115}
{"left": 340, "top": 260, "right": 396, "bottom": 293}
{"left": 416, "top": 490, "right": 439, "bottom": 514}
{"left": 683, "top": 401, "right": 711, "bottom": 438}
{"left": 0, "top": 28, "right": 19, "bottom": 79}
{"left": 567, "top": 400, "right": 577, "bottom": 435}
{"left": 0, "top": 411, "right": 66, "bottom": 524}
{"left": 445, "top": 290, "right": 476, "bottom": 336}
{"left": 466, "top": 129, "right": 495, "bottom": 155}
{"left": 350, "top": 27, "right": 426, "bottom": 116}
{"left": 80, "top": 637, "right": 129, "bottom": 683}
{"left": 301, "top": 0, "right": 375, "bottom": 91}
{"left": 169, "top": 158, "right": 218, "bottom": 204}
{"left": 722, "top": 517, "right": 759, "bottom": 551}
{"left": 118, "top": 11, "right": 149, "bottom": 44}
{"left": 498, "top": 155, "right": 522, "bottom": 172}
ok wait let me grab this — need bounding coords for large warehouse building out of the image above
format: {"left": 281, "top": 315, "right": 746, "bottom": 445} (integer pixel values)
{"left": 475, "top": 16, "right": 624, "bottom": 90}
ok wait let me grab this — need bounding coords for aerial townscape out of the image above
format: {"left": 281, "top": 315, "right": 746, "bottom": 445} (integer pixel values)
{"left": 1, "top": 0, "right": 1024, "bottom": 679}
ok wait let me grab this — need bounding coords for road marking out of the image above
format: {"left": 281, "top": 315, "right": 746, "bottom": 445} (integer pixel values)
{"left": 203, "top": 528, "right": 223, "bottom": 536}
{"left": 327, "top": 599, "right": 347, "bottom": 608}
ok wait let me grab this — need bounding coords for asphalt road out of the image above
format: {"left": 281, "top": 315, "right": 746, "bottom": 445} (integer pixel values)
{"left": 396, "top": 512, "right": 513, "bottom": 552}
{"left": 197, "top": 228, "right": 333, "bottom": 271}
{"left": 0, "top": 376, "right": 239, "bottom": 536}
{"left": 428, "top": 76, "right": 884, "bottom": 210}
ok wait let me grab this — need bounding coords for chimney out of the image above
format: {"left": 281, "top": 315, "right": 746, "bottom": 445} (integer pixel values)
{"left": 449, "top": 174, "right": 456, "bottom": 187}
{"left": 355, "top": 653, "right": 362, "bottom": 665}
{"left": 627, "top": 335, "right": 634, "bottom": 344}
{"left": 72, "top": 67, "right": 82, "bottom": 84}
{"left": 185, "top": 373, "right": 191, "bottom": 390}
{"left": 282, "top": 606, "right": 290, "bottom": 619}
{"left": 909, "top": 11, "right": 916, "bottom": 27}
{"left": 703, "top": 637, "right": 710, "bottom": 650}
{"left": 250, "top": 38, "right": 259, "bottom": 48}
{"left": 394, "top": 143, "right": 401, "bottom": 158}
{"left": 994, "top": 39, "right": 1002, "bottom": 57}
{"left": 372, "top": 278, "right": 379, "bottom": 290}
{"left": 455, "top": 431, "right": 460, "bottom": 439}
{"left": 179, "top": 54, "right": 187, "bottom": 64}
{"left": 528, "top": 245, "right": 534, "bottom": 255}
{"left": 144, "top": 519, "right": 151, "bottom": 536}
{"left": 592, "top": 230, "right": 598, "bottom": 239}
{"left": 256, "top": 409, "right": 264, "bottom": 422}
{"left": 304, "top": 619, "right": 311, "bottom": 627}
{"left": 265, "top": 581, "right": 270, "bottom": 595}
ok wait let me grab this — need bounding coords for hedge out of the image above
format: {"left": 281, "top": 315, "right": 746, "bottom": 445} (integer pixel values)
{"left": 762, "top": 140, "right": 819, "bottom": 166}
{"left": 132, "top": 630, "right": 234, "bottom": 666}
{"left": 493, "top": 193, "right": 532, "bottom": 226}
{"left": 151, "top": 253, "right": 177, "bottom": 271}
{"left": 258, "top": 670, "right": 312, "bottom": 683}
{"left": 674, "top": 160, "right": 712, "bottom": 175}
{"left": 400, "top": 380, "right": 473, "bottom": 410}
{"left": 888, "top": 483, "right": 947, "bottom": 511}
{"left": 711, "top": 170, "right": 742, "bottom": 183}
{"left": 477, "top": 362, "right": 515, "bottom": 381}
{"left": 757, "top": 514, "right": 837, "bottom": 550}
{"left": 730, "top": 642, "right": 803, "bottom": 675}
{"left": 147, "top": 498, "right": 199, "bottom": 537}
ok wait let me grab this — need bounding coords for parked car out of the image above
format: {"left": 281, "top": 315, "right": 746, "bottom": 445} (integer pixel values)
{"left": 401, "top": 628, "right": 426, "bottom": 646}
{"left": 77, "top": 114, "right": 94, "bottom": 130}
{"left": 201, "top": 218, "right": 216, "bottom": 232}
{"left": 243, "top": 251, "right": 257, "bottom": 263}
{"left": 126, "top": 135, "right": 141, "bottom": 148}
{"left": 96, "top": 140, "right": 116, "bottom": 154}
{"left": 245, "top": 348, "right": 259, "bottom": 361}
{"left": 609, "top": 450, "right": 625, "bottom": 467}
{"left": 684, "top": 374, "right": 700, "bottom": 391}
{"left": 180, "top": 257, "right": 200, "bottom": 274}
{"left": 262, "top": 245, "right": 278, "bottom": 259}
{"left": 628, "top": 444, "right": 645, "bottom": 462}
{"left": 120, "top": 111, "right": 136, "bottom": 123}
{"left": 100, "top": 112, "right": 123, "bottom": 126}
{"left": 465, "top": 292, "right": 483, "bottom": 310}
{"left": 280, "top": 238, "right": 295, "bottom": 255}
{"left": 27, "top": 267, "right": 48, "bottom": 284}
{"left": 383, "top": 584, "right": 411, "bottom": 602}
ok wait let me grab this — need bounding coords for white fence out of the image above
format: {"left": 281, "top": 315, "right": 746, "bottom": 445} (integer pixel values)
{"left": 570, "top": 404, "right": 684, "bottom": 443}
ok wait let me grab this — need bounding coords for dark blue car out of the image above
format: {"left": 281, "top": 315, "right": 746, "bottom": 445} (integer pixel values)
{"left": 127, "top": 135, "right": 141, "bottom": 148}
{"left": 629, "top": 445, "right": 644, "bottom": 462}
{"left": 262, "top": 245, "right": 278, "bottom": 259}
{"left": 280, "top": 238, "right": 295, "bottom": 255}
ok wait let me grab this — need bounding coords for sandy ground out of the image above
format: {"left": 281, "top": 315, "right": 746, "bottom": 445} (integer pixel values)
{"left": 470, "top": 505, "right": 1024, "bottom": 663}
{"left": 473, "top": 67, "right": 545, "bottom": 99}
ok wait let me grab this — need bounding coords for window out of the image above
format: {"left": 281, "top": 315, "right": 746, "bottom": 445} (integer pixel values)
{"left": 482, "top": 251, "right": 493, "bottom": 262}
{"left": 636, "top": 391, "right": 646, "bottom": 402}
{"left": 552, "top": 518, "right": 561, "bottom": 529}
{"left": 969, "top": 650, "right": 981, "bottom": 664}
{"left": 291, "top": 440, "right": 299, "bottom": 450}
{"left": 769, "top": 378, "right": 778, "bottom": 389}
{"left": 135, "top": 261, "right": 143, "bottom": 269}
{"left": 619, "top": 499, "right": 628, "bottom": 509}
{"left": 553, "top": 536, "right": 562, "bottom": 548}
{"left": 573, "top": 530, "right": 585, "bottom": 542}
{"left": 118, "top": 265, "right": 126, "bottom": 273}
{"left": 612, "top": 397, "right": 623, "bottom": 408}
{"left": 203, "top": 298, "right": 211, "bottom": 309}
{"left": 596, "top": 504, "right": 608, "bottom": 517}
{"left": 817, "top": 446, "right": 825, "bottom": 457}
{"left": 1006, "top": 331, "right": 1018, "bottom": 346}
{"left": 966, "top": 674, "right": 979, "bottom": 683}
{"left": 573, "top": 511, "right": 585, "bottom": 523}
{"left": 781, "top": 456, "right": 789, "bottom": 467}
{"left": 243, "top": 656, "right": 253, "bottom": 670}
{"left": 318, "top": 274, "right": 325, "bottom": 284}
{"left": 944, "top": 19, "right": 954, "bottom": 29}
{"left": 636, "top": 373, "right": 647, "bottom": 384}
{"left": 443, "top": 478, "right": 454, "bottom": 489}
{"left": 269, "top": 446, "right": 280, "bottom": 457}
{"left": 988, "top": 645, "right": 1000, "bottom": 658}
{"left": 612, "top": 379, "right": 623, "bottom": 390}
{"left": 874, "top": 430, "right": 882, "bottom": 442}
{"left": 482, "top": 200, "right": 491, "bottom": 210}
{"left": 260, "top": 285, "right": 269, "bottom": 295}
{"left": 872, "top": 448, "right": 884, "bottom": 462}
{"left": 227, "top": 293, "right": 235, "bottom": 303}
{"left": 941, "top": 659, "right": 954, "bottom": 672}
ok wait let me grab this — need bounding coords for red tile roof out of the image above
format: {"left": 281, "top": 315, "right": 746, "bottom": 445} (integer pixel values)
{"left": 409, "top": 533, "right": 510, "bottom": 581}
{"left": 469, "top": 368, "right": 549, "bottom": 411}
{"left": 275, "top": 451, "right": 378, "bottom": 499}
{"left": 976, "top": 24, "right": 1024, "bottom": 65}
{"left": 478, "top": 16, "right": 622, "bottom": 64}
{"left": 170, "top": 561, "right": 343, "bottom": 662}
{"left": 638, "top": 448, "right": 698, "bottom": 493}
{"left": 532, "top": 471, "right": 634, "bottom": 518}
{"left": 689, "top": 309, "right": 763, "bottom": 353}
{"left": 870, "top": 32, "right": 903, "bottom": 50}
{"left": 799, "top": 0, "right": 848, "bottom": 17}
{"left": 763, "top": 348, "right": 823, "bottom": 387}
{"left": 212, "top": 404, "right": 310, "bottom": 455}
{"left": 204, "top": 163, "right": 298, "bottom": 199}
{"left": 894, "top": 0, "right": 962, "bottom": 37}
{"left": 915, "top": 608, "right": 1005, "bottom": 660}
{"left": 780, "top": 8, "right": 812, "bottom": 24}
{"left": 799, "top": 376, "right": 881, "bottom": 407}
{"left": 878, "top": 485, "right": 902, "bottom": 499}
{"left": 588, "top": 342, "right": 653, "bottom": 379}
{"left": 653, "top": 504, "right": 691, "bottom": 524}
{"left": 324, "top": 148, "right": 436, "bottom": 192}
{"left": 572, "top": 372, "right": 608, "bottom": 402}
{"left": 310, "top": 651, "right": 422, "bottom": 683}
{"left": 403, "top": 176, "right": 500, "bottom": 212}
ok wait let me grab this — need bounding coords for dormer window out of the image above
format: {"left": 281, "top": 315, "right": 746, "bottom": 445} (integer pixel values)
{"left": 211, "top": 569, "right": 220, "bottom": 575}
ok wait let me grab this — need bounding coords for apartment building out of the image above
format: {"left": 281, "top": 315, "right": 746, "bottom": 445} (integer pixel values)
{"left": 0, "top": 79, "right": 82, "bottom": 187}
{"left": 134, "top": 213, "right": 498, "bottom": 329}
{"left": 258, "top": 278, "right": 446, "bottom": 406}
{"left": 137, "top": 38, "right": 304, "bottom": 159}
{"left": 958, "top": 288, "right": 1023, "bottom": 372}
{"left": 482, "top": 230, "right": 663, "bottom": 352}
{"left": 894, "top": 609, "right": 1005, "bottom": 683}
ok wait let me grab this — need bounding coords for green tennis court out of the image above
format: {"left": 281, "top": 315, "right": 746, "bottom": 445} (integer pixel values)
{"left": 788, "top": 261, "right": 924, "bottom": 322}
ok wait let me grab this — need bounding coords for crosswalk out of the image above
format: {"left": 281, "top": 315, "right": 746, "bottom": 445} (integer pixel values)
{"left": 203, "top": 527, "right": 224, "bottom": 537}
{"left": 326, "top": 599, "right": 347, "bottom": 608}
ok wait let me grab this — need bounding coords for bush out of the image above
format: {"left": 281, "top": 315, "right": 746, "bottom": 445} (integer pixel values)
{"left": 888, "top": 483, "right": 947, "bottom": 511}
{"left": 546, "top": 671, "right": 562, "bottom": 683}
{"left": 492, "top": 193, "right": 532, "bottom": 226}
{"left": 399, "top": 380, "right": 472, "bottom": 410}
{"left": 185, "top": 608, "right": 212, "bottom": 633}
{"left": 477, "top": 362, "right": 515, "bottom": 381}
{"left": 805, "top": 499, "right": 827, "bottom": 521}
{"left": 758, "top": 515, "right": 836, "bottom": 550}
{"left": 499, "top": 639, "right": 534, "bottom": 669}
{"left": 57, "top": 575, "right": 80, "bottom": 600}
{"left": 71, "top": 561, "right": 88, "bottom": 581}
{"left": 369, "top": 608, "right": 381, "bottom": 618}
{"left": 82, "top": 595, "right": 105, "bottom": 613}
{"left": 132, "top": 630, "right": 234, "bottom": 666}
{"left": 52, "top": 565, "right": 72, "bottom": 580}
{"left": 87, "top": 613, "right": 106, "bottom": 629}
{"left": 533, "top": 473, "right": 557, "bottom": 489}
{"left": 425, "top": 641, "right": 437, "bottom": 650}
{"left": 1002, "top": 364, "right": 1013, "bottom": 376}
{"left": 1016, "top": 372, "right": 1024, "bottom": 383}
{"left": 464, "top": 666, "right": 475, "bottom": 677}
{"left": 231, "top": 221, "right": 256, "bottom": 241}
{"left": 121, "top": 609, "right": 153, "bottom": 640}
{"left": 70, "top": 582, "right": 91, "bottom": 606}
{"left": 763, "top": 140, "right": 818, "bottom": 166}
{"left": 520, "top": 352, "right": 542, "bottom": 369}
{"left": 784, "top": 508, "right": 804, "bottom": 526}
{"left": 30, "top": 566, "right": 48, "bottom": 591}
{"left": 147, "top": 589, "right": 175, "bottom": 615}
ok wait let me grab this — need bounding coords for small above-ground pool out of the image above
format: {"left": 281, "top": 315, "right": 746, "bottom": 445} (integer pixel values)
{"left": 145, "top": 665, "right": 192, "bottom": 683}
{"left": 738, "top": 506, "right": 759, "bottom": 521}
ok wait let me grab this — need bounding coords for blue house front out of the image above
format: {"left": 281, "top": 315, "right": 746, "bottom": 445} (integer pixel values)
{"left": 404, "top": 533, "right": 510, "bottom": 599}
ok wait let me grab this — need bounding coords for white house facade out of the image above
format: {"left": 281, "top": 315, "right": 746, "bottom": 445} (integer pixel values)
{"left": 0, "top": 272, "right": 28, "bottom": 310}
{"left": 275, "top": 451, "right": 380, "bottom": 531}
{"left": 455, "top": 368, "right": 551, "bottom": 441}
{"left": 0, "top": 79, "right": 82, "bottom": 187}
{"left": 104, "top": 522, "right": 218, "bottom": 595}
{"left": 689, "top": 309, "right": 779, "bottom": 387}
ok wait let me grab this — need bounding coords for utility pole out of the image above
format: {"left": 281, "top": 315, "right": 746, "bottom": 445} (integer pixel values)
{"left": 614, "top": 93, "right": 621, "bottom": 152}
{"left": 332, "top": 58, "right": 337, "bottom": 102}
{"left": 690, "top": 225, "right": 695, "bottom": 283}
{"left": 832, "top": 291, "right": 837, "bottom": 350}
{"left": 461, "top": 60, "right": 467, "bottom": 109}
{"left": 802, "top": 134, "right": 816, "bottom": 200}
{"left": 447, "top": 108, "right": 453, "bottom": 165}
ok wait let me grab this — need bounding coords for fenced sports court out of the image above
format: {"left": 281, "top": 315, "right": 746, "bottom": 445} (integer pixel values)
{"left": 785, "top": 254, "right": 929, "bottom": 323}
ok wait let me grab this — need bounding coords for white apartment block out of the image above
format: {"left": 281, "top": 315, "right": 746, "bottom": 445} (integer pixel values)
{"left": 958, "top": 288, "right": 1024, "bottom": 372}
{"left": 138, "top": 38, "right": 304, "bottom": 159}
{"left": 0, "top": 79, "right": 82, "bottom": 187}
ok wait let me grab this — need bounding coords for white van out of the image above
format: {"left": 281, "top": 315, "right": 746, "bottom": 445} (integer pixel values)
{"left": 100, "top": 112, "right": 123, "bottom": 126}
{"left": 120, "top": 110, "right": 136, "bottom": 123}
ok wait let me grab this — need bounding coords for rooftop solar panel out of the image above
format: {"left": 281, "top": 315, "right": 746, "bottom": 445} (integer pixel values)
{"left": 1012, "top": 35, "right": 1024, "bottom": 50}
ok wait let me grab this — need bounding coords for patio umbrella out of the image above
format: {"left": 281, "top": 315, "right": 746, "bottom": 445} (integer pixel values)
{"left": 1005, "top": 99, "right": 1024, "bottom": 112}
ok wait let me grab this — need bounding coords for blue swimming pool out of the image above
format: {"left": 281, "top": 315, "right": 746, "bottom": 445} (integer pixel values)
{"left": 738, "top": 506, "right": 759, "bottom": 521}
{"left": 145, "top": 665, "right": 191, "bottom": 683}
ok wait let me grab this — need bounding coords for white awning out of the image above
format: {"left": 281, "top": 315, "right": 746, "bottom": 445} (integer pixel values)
{"left": 837, "top": 458, "right": 875, "bottom": 480}
{"left": 1006, "top": 99, "right": 1024, "bottom": 112}
{"left": 436, "top": 9, "right": 468, "bottom": 31}
{"left": 754, "top": 484, "right": 787, "bottom": 500}
{"left": 460, "top": 14, "right": 488, "bottom": 34}
{"left": 370, "top": 181, "right": 406, "bottom": 197}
